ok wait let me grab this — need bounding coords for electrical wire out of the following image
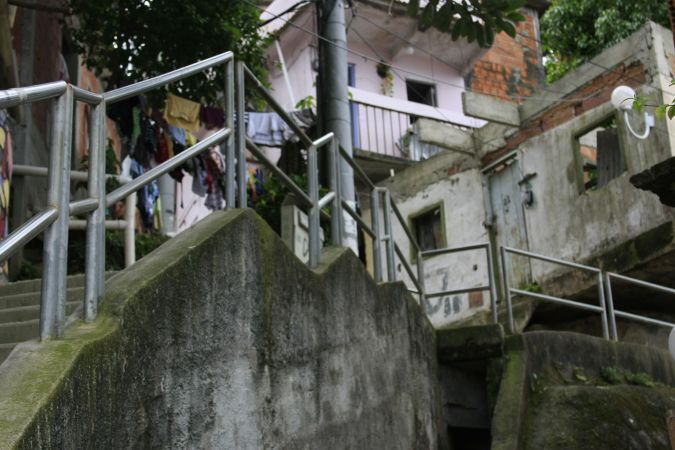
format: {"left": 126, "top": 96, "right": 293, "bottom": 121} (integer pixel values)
{"left": 515, "top": 30, "right": 675, "bottom": 98}
{"left": 248, "top": 0, "right": 599, "bottom": 105}
{"left": 248, "top": 0, "right": 671, "bottom": 156}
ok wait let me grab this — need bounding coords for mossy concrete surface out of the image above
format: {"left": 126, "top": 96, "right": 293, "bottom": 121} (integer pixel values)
{"left": 490, "top": 331, "right": 675, "bottom": 450}
{"left": 0, "top": 209, "right": 443, "bottom": 449}
{"left": 437, "top": 324, "right": 504, "bottom": 363}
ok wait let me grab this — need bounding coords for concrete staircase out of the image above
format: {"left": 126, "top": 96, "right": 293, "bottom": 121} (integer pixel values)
{"left": 0, "top": 274, "right": 114, "bottom": 365}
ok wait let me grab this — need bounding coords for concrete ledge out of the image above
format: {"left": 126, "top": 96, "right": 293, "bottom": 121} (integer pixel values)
{"left": 437, "top": 324, "right": 504, "bottom": 363}
{"left": 462, "top": 92, "right": 520, "bottom": 127}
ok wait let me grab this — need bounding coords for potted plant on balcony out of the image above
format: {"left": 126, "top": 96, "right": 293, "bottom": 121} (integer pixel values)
{"left": 376, "top": 60, "right": 394, "bottom": 97}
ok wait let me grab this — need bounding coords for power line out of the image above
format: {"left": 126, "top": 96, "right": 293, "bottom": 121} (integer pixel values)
{"left": 251, "top": 0, "right": 670, "bottom": 157}
{"left": 251, "top": 0, "right": 597, "bottom": 106}
{"left": 515, "top": 30, "right": 675, "bottom": 98}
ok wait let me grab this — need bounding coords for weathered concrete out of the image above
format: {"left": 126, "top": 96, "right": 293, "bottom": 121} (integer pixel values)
{"left": 0, "top": 209, "right": 443, "bottom": 449}
{"left": 415, "top": 118, "right": 475, "bottom": 154}
{"left": 490, "top": 331, "right": 675, "bottom": 450}
{"left": 631, "top": 155, "right": 675, "bottom": 207}
{"left": 437, "top": 324, "right": 504, "bottom": 363}
{"left": 462, "top": 92, "right": 520, "bottom": 127}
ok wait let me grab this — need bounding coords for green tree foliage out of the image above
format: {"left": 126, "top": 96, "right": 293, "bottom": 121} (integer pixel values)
{"left": 67, "top": 0, "right": 268, "bottom": 102}
{"left": 541, "top": 0, "right": 669, "bottom": 83}
{"left": 406, "top": 0, "right": 526, "bottom": 48}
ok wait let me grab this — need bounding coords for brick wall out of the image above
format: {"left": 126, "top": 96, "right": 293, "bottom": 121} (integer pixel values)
{"left": 464, "top": 7, "right": 544, "bottom": 103}
{"left": 481, "top": 61, "right": 647, "bottom": 166}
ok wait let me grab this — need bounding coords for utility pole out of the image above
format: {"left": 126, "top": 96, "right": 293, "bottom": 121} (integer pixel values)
{"left": 669, "top": 0, "right": 675, "bottom": 48}
{"left": 316, "top": 0, "right": 358, "bottom": 253}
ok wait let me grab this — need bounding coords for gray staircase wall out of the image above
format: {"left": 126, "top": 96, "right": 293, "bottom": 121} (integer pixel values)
{"left": 0, "top": 209, "right": 443, "bottom": 449}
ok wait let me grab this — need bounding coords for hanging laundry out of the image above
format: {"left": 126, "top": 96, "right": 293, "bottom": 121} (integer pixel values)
{"left": 0, "top": 110, "right": 13, "bottom": 246}
{"left": 166, "top": 124, "right": 186, "bottom": 146}
{"left": 246, "top": 112, "right": 290, "bottom": 146}
{"left": 200, "top": 105, "right": 225, "bottom": 129}
{"left": 129, "top": 159, "right": 159, "bottom": 230}
{"left": 245, "top": 109, "right": 315, "bottom": 146}
{"left": 164, "top": 93, "right": 201, "bottom": 133}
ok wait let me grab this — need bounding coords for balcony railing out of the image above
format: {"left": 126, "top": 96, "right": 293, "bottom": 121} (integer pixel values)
{"left": 349, "top": 98, "right": 472, "bottom": 161}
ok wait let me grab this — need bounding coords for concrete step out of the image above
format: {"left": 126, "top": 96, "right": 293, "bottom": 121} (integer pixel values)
{"left": 0, "top": 319, "right": 39, "bottom": 344}
{"left": 0, "top": 287, "right": 84, "bottom": 310}
{"left": 0, "top": 343, "right": 16, "bottom": 364}
{"left": 0, "top": 301, "right": 79, "bottom": 324}
{"left": 0, "top": 271, "right": 118, "bottom": 298}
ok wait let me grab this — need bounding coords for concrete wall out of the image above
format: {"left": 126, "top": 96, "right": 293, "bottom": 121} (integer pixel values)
{"left": 0, "top": 209, "right": 443, "bottom": 449}
{"left": 368, "top": 23, "right": 675, "bottom": 328}
{"left": 372, "top": 150, "right": 490, "bottom": 328}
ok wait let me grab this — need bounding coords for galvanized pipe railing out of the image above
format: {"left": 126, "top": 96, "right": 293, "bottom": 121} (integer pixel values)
{"left": 501, "top": 246, "right": 675, "bottom": 341}
{"left": 604, "top": 272, "right": 675, "bottom": 340}
{"left": 0, "top": 51, "right": 243, "bottom": 339}
{"left": 420, "top": 243, "right": 499, "bottom": 324}
{"left": 501, "top": 246, "right": 610, "bottom": 338}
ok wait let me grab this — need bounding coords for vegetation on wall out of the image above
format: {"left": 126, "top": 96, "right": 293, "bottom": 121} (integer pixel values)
{"left": 540, "top": 0, "right": 669, "bottom": 83}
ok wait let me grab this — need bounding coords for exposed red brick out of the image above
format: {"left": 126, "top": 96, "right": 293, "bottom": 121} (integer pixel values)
{"left": 469, "top": 291, "right": 484, "bottom": 309}
{"left": 481, "top": 61, "right": 648, "bottom": 166}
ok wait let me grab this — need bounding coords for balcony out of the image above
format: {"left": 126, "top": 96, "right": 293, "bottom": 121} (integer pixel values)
{"left": 349, "top": 88, "right": 478, "bottom": 165}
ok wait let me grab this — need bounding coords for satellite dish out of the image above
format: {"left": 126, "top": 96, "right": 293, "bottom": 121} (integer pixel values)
{"left": 611, "top": 85, "right": 654, "bottom": 140}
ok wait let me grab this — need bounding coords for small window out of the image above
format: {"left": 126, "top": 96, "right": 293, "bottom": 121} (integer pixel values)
{"left": 576, "top": 116, "right": 625, "bottom": 191}
{"left": 406, "top": 80, "right": 437, "bottom": 107}
{"left": 411, "top": 205, "right": 444, "bottom": 252}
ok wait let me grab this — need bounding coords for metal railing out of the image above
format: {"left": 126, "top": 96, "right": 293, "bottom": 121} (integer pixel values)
{"left": 350, "top": 99, "right": 467, "bottom": 160}
{"left": 1, "top": 49, "right": 672, "bottom": 347}
{"left": 501, "top": 246, "right": 675, "bottom": 340}
{"left": 12, "top": 165, "right": 137, "bottom": 267}
{"left": 420, "top": 243, "right": 498, "bottom": 324}
{"left": 0, "top": 51, "right": 238, "bottom": 339}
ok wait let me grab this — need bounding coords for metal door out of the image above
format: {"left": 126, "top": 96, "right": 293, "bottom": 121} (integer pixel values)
{"left": 487, "top": 160, "right": 531, "bottom": 289}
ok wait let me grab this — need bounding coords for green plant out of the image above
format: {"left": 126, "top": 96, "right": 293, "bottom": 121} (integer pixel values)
{"left": 632, "top": 80, "right": 675, "bottom": 121}
{"left": 541, "top": 0, "right": 668, "bottom": 83}
{"left": 249, "top": 172, "right": 331, "bottom": 241}
{"left": 406, "top": 0, "right": 526, "bottom": 48}
{"left": 76, "top": 139, "right": 121, "bottom": 201}
{"left": 376, "top": 61, "right": 394, "bottom": 96}
{"left": 518, "top": 281, "right": 542, "bottom": 293}
{"left": 295, "top": 95, "right": 315, "bottom": 110}
{"left": 66, "top": 0, "right": 268, "bottom": 103}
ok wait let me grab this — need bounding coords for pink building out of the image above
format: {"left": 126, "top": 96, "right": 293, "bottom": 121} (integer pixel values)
{"left": 262, "top": 0, "right": 544, "bottom": 178}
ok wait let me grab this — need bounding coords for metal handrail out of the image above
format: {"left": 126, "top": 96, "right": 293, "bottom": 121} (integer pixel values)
{"left": 604, "top": 271, "right": 675, "bottom": 340}
{"left": 501, "top": 246, "right": 675, "bottom": 341}
{"left": 7, "top": 52, "right": 669, "bottom": 349}
{"left": 501, "top": 246, "right": 610, "bottom": 338}
{"left": 104, "top": 52, "right": 234, "bottom": 103}
{"left": 420, "top": 243, "right": 499, "bottom": 324}
{"left": 0, "top": 51, "right": 242, "bottom": 339}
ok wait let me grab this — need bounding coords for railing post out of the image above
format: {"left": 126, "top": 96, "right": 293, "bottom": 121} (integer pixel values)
{"left": 603, "top": 272, "right": 618, "bottom": 341}
{"left": 486, "top": 243, "right": 499, "bottom": 325}
{"left": 125, "top": 192, "right": 136, "bottom": 267}
{"left": 500, "top": 246, "right": 515, "bottom": 334}
{"left": 416, "top": 250, "right": 426, "bottom": 305}
{"left": 40, "top": 85, "right": 74, "bottom": 339}
{"left": 383, "top": 189, "right": 396, "bottom": 282}
{"left": 84, "top": 99, "right": 106, "bottom": 322}
{"left": 597, "top": 271, "right": 610, "bottom": 340}
{"left": 235, "top": 60, "right": 246, "bottom": 208}
{"left": 307, "top": 144, "right": 320, "bottom": 268}
{"left": 370, "top": 188, "right": 383, "bottom": 282}
{"left": 329, "top": 138, "right": 342, "bottom": 246}
{"left": 332, "top": 139, "right": 344, "bottom": 246}
{"left": 224, "top": 59, "right": 235, "bottom": 209}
